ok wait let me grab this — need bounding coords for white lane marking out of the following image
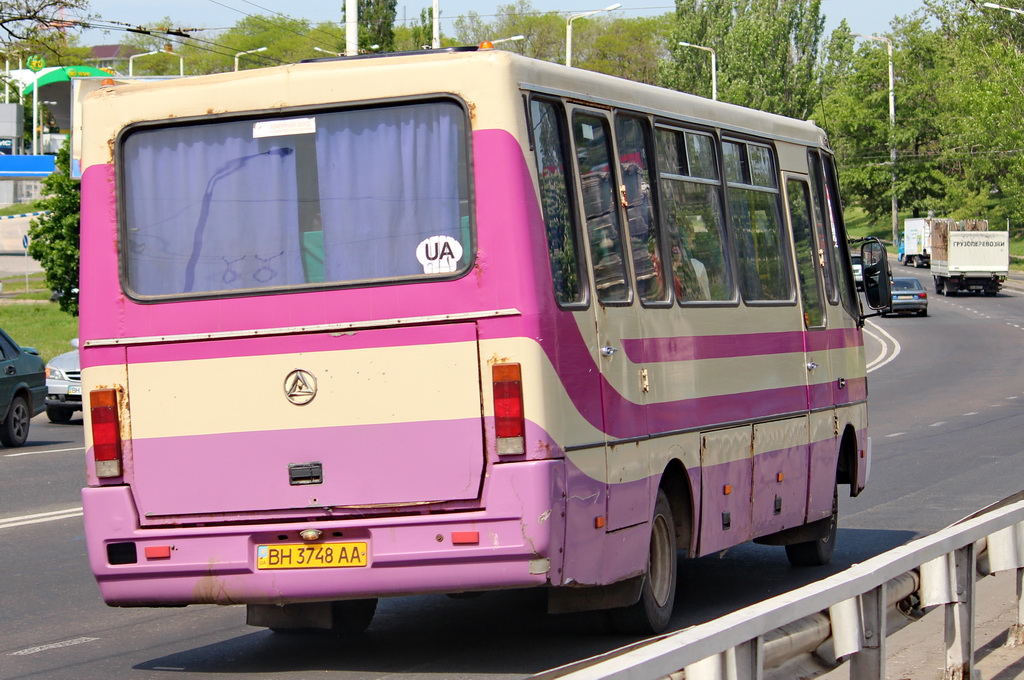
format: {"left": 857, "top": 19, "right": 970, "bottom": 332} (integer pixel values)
{"left": 963, "top": 412, "right": 979, "bottom": 416}
{"left": 1008, "top": 396, "right": 1019, "bottom": 400}
{"left": 4, "top": 446, "right": 84, "bottom": 458}
{"left": 885, "top": 432, "right": 905, "bottom": 438}
{"left": 864, "top": 320, "right": 902, "bottom": 373}
{"left": 0, "top": 507, "right": 83, "bottom": 529}
{"left": 930, "top": 422, "right": 946, "bottom": 427}
{"left": 9, "top": 637, "right": 99, "bottom": 656}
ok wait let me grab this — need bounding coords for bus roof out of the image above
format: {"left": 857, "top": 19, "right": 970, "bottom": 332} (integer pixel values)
{"left": 77, "top": 47, "right": 829, "bottom": 170}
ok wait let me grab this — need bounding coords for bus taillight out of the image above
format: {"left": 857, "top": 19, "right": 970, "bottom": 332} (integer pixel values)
{"left": 90, "top": 388, "right": 123, "bottom": 478}
{"left": 492, "top": 363, "right": 525, "bottom": 455}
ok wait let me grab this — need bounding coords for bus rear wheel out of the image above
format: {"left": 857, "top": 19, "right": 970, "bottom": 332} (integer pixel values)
{"left": 609, "top": 489, "right": 677, "bottom": 634}
{"left": 785, "top": 485, "right": 838, "bottom": 567}
{"left": 268, "top": 599, "right": 377, "bottom": 635}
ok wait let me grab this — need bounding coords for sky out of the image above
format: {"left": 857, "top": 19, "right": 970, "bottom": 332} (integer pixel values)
{"left": 70, "top": 0, "right": 932, "bottom": 46}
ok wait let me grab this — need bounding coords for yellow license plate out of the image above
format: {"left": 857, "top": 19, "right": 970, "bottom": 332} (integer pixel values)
{"left": 256, "top": 542, "right": 368, "bottom": 569}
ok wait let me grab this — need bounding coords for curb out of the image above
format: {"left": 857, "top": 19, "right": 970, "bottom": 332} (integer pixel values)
{"left": 0, "top": 211, "right": 48, "bottom": 219}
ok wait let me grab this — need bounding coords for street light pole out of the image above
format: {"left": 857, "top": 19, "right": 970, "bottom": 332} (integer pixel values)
{"left": 129, "top": 47, "right": 185, "bottom": 77}
{"left": 678, "top": 41, "right": 717, "bottom": 100}
{"left": 346, "top": 0, "right": 358, "bottom": 56}
{"left": 982, "top": 2, "right": 1024, "bottom": 16}
{"left": 565, "top": 3, "right": 622, "bottom": 67}
{"left": 490, "top": 34, "right": 525, "bottom": 45}
{"left": 234, "top": 47, "right": 268, "bottom": 72}
{"left": 128, "top": 49, "right": 159, "bottom": 76}
{"left": 856, "top": 33, "right": 898, "bottom": 244}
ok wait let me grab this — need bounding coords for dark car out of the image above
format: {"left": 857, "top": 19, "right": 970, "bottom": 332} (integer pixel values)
{"left": 0, "top": 328, "right": 47, "bottom": 446}
{"left": 886, "top": 277, "right": 928, "bottom": 317}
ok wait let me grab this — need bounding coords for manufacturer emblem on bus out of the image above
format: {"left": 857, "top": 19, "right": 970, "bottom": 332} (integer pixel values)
{"left": 284, "top": 369, "right": 317, "bottom": 405}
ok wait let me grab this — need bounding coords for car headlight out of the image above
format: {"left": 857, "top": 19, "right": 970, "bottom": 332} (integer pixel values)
{"left": 46, "top": 365, "right": 66, "bottom": 381}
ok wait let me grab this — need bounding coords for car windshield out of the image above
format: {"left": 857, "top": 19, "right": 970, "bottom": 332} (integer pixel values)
{"left": 851, "top": 255, "right": 862, "bottom": 265}
{"left": 893, "top": 278, "right": 923, "bottom": 291}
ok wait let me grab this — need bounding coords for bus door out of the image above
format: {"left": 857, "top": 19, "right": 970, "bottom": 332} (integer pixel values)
{"left": 780, "top": 174, "right": 831, "bottom": 529}
{"left": 569, "top": 107, "right": 650, "bottom": 532}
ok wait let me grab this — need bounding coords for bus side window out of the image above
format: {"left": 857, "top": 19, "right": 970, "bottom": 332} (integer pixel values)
{"left": 654, "top": 126, "right": 733, "bottom": 303}
{"left": 572, "top": 111, "right": 631, "bottom": 304}
{"left": 724, "top": 140, "right": 792, "bottom": 302}
{"left": 787, "top": 178, "right": 825, "bottom": 328}
{"left": 821, "top": 153, "right": 859, "bottom": 318}
{"left": 615, "top": 114, "right": 668, "bottom": 304}
{"left": 530, "top": 98, "right": 586, "bottom": 306}
{"left": 807, "top": 150, "right": 839, "bottom": 304}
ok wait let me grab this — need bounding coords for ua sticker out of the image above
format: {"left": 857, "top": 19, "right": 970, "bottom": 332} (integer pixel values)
{"left": 416, "top": 235, "right": 463, "bottom": 274}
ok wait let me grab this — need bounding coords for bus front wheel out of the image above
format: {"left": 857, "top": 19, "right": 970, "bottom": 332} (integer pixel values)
{"left": 608, "top": 489, "right": 677, "bottom": 634}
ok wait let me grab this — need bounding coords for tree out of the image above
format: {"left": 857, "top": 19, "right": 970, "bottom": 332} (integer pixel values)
{"left": 0, "top": 0, "right": 87, "bottom": 45}
{"left": 661, "top": 0, "right": 828, "bottom": 119}
{"left": 354, "top": 0, "right": 397, "bottom": 52}
{"left": 453, "top": 1, "right": 594, "bottom": 65}
{"left": 28, "top": 139, "right": 79, "bottom": 316}
{"left": 579, "top": 15, "right": 672, "bottom": 85}
{"left": 394, "top": 8, "right": 434, "bottom": 51}
{"left": 929, "top": 0, "right": 1024, "bottom": 227}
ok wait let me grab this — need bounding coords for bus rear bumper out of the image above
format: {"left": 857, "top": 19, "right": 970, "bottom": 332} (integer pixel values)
{"left": 82, "top": 460, "right": 565, "bottom": 607}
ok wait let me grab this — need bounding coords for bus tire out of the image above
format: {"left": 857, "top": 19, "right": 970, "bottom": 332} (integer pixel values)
{"left": 1, "top": 395, "right": 30, "bottom": 447}
{"left": 608, "top": 489, "right": 677, "bottom": 634}
{"left": 268, "top": 599, "right": 377, "bottom": 635}
{"left": 329, "top": 598, "right": 378, "bottom": 634}
{"left": 785, "top": 485, "right": 838, "bottom": 567}
{"left": 47, "top": 405, "right": 74, "bottom": 424}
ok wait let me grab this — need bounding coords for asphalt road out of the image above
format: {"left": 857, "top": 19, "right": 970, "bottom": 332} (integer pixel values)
{"left": 3, "top": 269, "right": 1024, "bottom": 679}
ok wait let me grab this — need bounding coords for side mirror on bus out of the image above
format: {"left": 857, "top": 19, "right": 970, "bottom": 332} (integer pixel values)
{"left": 860, "top": 239, "right": 892, "bottom": 316}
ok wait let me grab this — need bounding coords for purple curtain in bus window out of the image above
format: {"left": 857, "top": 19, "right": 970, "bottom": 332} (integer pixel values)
{"left": 314, "top": 103, "right": 463, "bottom": 281}
{"left": 123, "top": 122, "right": 303, "bottom": 296}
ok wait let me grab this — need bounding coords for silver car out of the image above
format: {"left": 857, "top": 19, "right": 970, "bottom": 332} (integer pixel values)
{"left": 45, "top": 339, "right": 81, "bottom": 423}
{"left": 850, "top": 253, "right": 864, "bottom": 291}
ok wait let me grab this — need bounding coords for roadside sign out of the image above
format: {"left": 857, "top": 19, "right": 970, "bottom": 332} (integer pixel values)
{"left": 27, "top": 55, "right": 46, "bottom": 72}
{"left": 22, "top": 234, "right": 28, "bottom": 249}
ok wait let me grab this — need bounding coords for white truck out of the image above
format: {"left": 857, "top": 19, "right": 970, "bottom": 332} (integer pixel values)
{"left": 930, "top": 219, "right": 1009, "bottom": 296}
{"left": 901, "top": 218, "right": 931, "bottom": 267}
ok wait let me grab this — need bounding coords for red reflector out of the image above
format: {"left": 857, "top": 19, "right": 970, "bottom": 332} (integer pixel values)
{"left": 452, "top": 531, "right": 479, "bottom": 545}
{"left": 90, "top": 388, "right": 123, "bottom": 475}
{"left": 492, "top": 363, "right": 524, "bottom": 439}
{"left": 144, "top": 545, "right": 172, "bottom": 560}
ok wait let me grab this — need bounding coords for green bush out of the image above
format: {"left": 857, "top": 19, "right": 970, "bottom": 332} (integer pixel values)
{"left": 28, "top": 140, "right": 80, "bottom": 316}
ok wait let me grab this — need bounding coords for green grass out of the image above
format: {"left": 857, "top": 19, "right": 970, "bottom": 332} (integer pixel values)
{"left": 1, "top": 303, "right": 77, "bottom": 363}
{"left": 0, "top": 201, "right": 46, "bottom": 217}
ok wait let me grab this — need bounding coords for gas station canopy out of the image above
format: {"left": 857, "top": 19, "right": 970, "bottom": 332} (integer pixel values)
{"left": 21, "top": 65, "right": 113, "bottom": 132}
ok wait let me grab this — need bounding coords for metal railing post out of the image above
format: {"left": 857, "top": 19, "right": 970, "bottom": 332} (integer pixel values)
{"left": 1012, "top": 567, "right": 1024, "bottom": 646}
{"left": 943, "top": 544, "right": 976, "bottom": 680}
{"left": 850, "top": 584, "right": 887, "bottom": 680}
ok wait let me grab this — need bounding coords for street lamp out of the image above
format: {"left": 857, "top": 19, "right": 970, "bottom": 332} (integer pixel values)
{"left": 982, "top": 2, "right": 1024, "bottom": 16}
{"left": 678, "top": 41, "right": 717, "bottom": 100}
{"left": 491, "top": 35, "right": 525, "bottom": 45}
{"left": 234, "top": 46, "right": 267, "bottom": 71}
{"left": 565, "top": 3, "right": 622, "bottom": 67}
{"left": 855, "top": 33, "right": 898, "bottom": 245}
{"left": 129, "top": 46, "right": 185, "bottom": 77}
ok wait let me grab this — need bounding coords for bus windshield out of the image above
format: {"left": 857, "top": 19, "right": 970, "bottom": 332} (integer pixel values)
{"left": 120, "top": 99, "right": 472, "bottom": 298}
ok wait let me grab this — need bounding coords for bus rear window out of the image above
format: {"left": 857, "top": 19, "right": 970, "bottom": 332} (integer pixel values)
{"left": 119, "top": 100, "right": 472, "bottom": 298}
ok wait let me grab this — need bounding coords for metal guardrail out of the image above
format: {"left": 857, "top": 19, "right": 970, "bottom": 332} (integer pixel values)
{"left": 533, "top": 497, "right": 1024, "bottom": 680}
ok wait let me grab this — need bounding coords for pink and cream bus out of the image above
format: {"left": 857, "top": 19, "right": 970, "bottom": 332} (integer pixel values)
{"left": 78, "top": 47, "right": 891, "bottom": 635}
